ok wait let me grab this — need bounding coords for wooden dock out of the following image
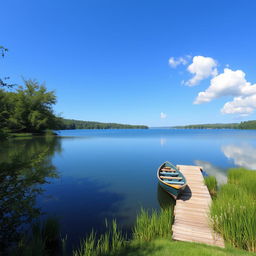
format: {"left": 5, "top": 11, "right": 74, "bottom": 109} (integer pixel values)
{"left": 172, "top": 165, "right": 224, "bottom": 247}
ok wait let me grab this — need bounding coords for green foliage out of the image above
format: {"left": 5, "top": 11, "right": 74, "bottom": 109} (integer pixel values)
{"left": 74, "top": 207, "right": 173, "bottom": 256}
{"left": 211, "top": 168, "right": 256, "bottom": 252}
{"left": 60, "top": 118, "right": 148, "bottom": 130}
{"left": 174, "top": 120, "right": 256, "bottom": 130}
{"left": 0, "top": 79, "right": 61, "bottom": 134}
{"left": 133, "top": 208, "right": 173, "bottom": 242}
{"left": 73, "top": 220, "right": 125, "bottom": 256}
{"left": 239, "top": 120, "right": 256, "bottom": 130}
{"left": 174, "top": 123, "right": 240, "bottom": 129}
{"left": 114, "top": 239, "right": 254, "bottom": 256}
{"left": 204, "top": 176, "right": 218, "bottom": 198}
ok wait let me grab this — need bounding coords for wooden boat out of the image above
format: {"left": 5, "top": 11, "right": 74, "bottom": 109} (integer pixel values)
{"left": 157, "top": 161, "right": 187, "bottom": 199}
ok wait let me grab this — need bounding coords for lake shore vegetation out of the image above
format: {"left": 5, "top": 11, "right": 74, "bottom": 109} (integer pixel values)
{"left": 173, "top": 120, "right": 256, "bottom": 130}
{"left": 211, "top": 168, "right": 256, "bottom": 252}
{"left": 59, "top": 119, "right": 148, "bottom": 130}
{"left": 73, "top": 206, "right": 252, "bottom": 256}
{"left": 204, "top": 176, "right": 218, "bottom": 198}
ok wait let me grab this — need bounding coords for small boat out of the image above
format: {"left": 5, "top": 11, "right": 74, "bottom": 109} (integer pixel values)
{"left": 157, "top": 161, "right": 187, "bottom": 199}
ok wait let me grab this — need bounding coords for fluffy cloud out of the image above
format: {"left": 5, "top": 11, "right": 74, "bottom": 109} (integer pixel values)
{"left": 160, "top": 112, "right": 167, "bottom": 119}
{"left": 168, "top": 56, "right": 188, "bottom": 68}
{"left": 221, "top": 94, "right": 256, "bottom": 115}
{"left": 186, "top": 56, "right": 218, "bottom": 86}
{"left": 194, "top": 68, "right": 246, "bottom": 104}
{"left": 194, "top": 67, "right": 256, "bottom": 115}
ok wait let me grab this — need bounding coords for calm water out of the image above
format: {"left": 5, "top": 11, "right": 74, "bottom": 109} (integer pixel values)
{"left": 2, "top": 128, "right": 256, "bottom": 250}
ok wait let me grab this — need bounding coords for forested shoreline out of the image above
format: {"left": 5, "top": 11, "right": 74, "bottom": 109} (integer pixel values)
{"left": 173, "top": 120, "right": 256, "bottom": 129}
{"left": 60, "top": 119, "right": 148, "bottom": 130}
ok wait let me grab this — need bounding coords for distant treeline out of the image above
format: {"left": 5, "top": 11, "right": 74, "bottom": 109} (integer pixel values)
{"left": 173, "top": 120, "right": 256, "bottom": 130}
{"left": 59, "top": 119, "right": 148, "bottom": 130}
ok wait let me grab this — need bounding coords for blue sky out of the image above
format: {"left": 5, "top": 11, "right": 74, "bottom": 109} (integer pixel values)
{"left": 1, "top": 0, "right": 256, "bottom": 126}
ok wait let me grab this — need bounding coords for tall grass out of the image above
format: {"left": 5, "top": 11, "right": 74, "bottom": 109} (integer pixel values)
{"left": 211, "top": 168, "right": 256, "bottom": 252}
{"left": 73, "top": 220, "right": 125, "bottom": 256}
{"left": 204, "top": 176, "right": 218, "bottom": 198}
{"left": 133, "top": 207, "right": 173, "bottom": 242}
{"left": 74, "top": 207, "right": 173, "bottom": 256}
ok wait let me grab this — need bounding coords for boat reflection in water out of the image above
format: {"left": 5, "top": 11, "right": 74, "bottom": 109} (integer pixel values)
{"left": 157, "top": 184, "right": 175, "bottom": 210}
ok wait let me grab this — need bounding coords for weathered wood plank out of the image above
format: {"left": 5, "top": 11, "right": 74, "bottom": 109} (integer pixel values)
{"left": 172, "top": 165, "right": 225, "bottom": 248}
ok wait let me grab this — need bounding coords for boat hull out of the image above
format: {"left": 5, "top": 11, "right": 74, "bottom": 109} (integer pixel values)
{"left": 158, "top": 180, "right": 184, "bottom": 199}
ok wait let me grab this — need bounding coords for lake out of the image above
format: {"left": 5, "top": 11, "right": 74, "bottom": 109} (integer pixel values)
{"left": 2, "top": 128, "right": 256, "bottom": 251}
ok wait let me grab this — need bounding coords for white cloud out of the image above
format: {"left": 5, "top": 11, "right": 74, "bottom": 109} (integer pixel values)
{"left": 221, "top": 94, "right": 256, "bottom": 115}
{"left": 222, "top": 144, "right": 256, "bottom": 170}
{"left": 168, "top": 56, "right": 188, "bottom": 68}
{"left": 160, "top": 112, "right": 167, "bottom": 119}
{"left": 194, "top": 68, "right": 246, "bottom": 104}
{"left": 186, "top": 56, "right": 218, "bottom": 86}
{"left": 194, "top": 67, "right": 256, "bottom": 115}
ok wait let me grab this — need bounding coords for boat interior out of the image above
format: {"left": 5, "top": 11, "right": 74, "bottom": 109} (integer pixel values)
{"left": 159, "top": 165, "right": 185, "bottom": 185}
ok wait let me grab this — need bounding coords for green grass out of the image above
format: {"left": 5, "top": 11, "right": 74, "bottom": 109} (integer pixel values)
{"left": 73, "top": 207, "right": 173, "bottom": 256}
{"left": 112, "top": 239, "right": 254, "bottom": 256}
{"left": 204, "top": 176, "right": 218, "bottom": 198}
{"left": 133, "top": 207, "right": 173, "bottom": 242}
{"left": 73, "top": 220, "right": 125, "bottom": 256}
{"left": 211, "top": 168, "right": 256, "bottom": 252}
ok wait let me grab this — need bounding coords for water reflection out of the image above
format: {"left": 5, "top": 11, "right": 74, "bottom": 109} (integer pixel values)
{"left": 222, "top": 144, "right": 256, "bottom": 170}
{"left": 160, "top": 138, "right": 167, "bottom": 147}
{"left": 195, "top": 160, "right": 227, "bottom": 184}
{"left": 39, "top": 176, "right": 125, "bottom": 251}
{"left": 0, "top": 136, "right": 61, "bottom": 250}
{"left": 157, "top": 184, "right": 175, "bottom": 209}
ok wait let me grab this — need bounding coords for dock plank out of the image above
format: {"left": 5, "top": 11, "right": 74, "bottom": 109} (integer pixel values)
{"left": 172, "top": 165, "right": 224, "bottom": 248}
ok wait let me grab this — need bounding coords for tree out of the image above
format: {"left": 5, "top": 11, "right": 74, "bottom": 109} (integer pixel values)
{"left": 9, "top": 80, "right": 60, "bottom": 133}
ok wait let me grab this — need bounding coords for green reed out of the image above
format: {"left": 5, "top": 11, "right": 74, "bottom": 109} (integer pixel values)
{"left": 133, "top": 207, "right": 173, "bottom": 242}
{"left": 204, "top": 176, "right": 218, "bottom": 198}
{"left": 74, "top": 207, "right": 173, "bottom": 256}
{"left": 211, "top": 168, "right": 256, "bottom": 252}
{"left": 73, "top": 220, "right": 125, "bottom": 256}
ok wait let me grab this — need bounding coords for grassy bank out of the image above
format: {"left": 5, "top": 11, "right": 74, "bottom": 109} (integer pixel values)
{"left": 73, "top": 204, "right": 253, "bottom": 256}
{"left": 211, "top": 168, "right": 256, "bottom": 252}
{"left": 114, "top": 239, "right": 254, "bottom": 256}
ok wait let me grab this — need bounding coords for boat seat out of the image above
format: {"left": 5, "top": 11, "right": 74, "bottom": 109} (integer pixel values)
{"left": 160, "top": 172, "right": 178, "bottom": 176}
{"left": 162, "top": 168, "right": 176, "bottom": 172}
{"left": 160, "top": 176, "right": 182, "bottom": 180}
{"left": 164, "top": 180, "right": 185, "bottom": 185}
